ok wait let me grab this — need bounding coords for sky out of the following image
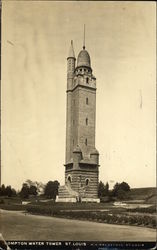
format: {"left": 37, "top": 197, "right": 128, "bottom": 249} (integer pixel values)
{"left": 1, "top": 1, "right": 156, "bottom": 190}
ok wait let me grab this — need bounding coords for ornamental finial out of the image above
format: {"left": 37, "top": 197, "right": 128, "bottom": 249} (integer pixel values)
{"left": 83, "top": 24, "right": 85, "bottom": 49}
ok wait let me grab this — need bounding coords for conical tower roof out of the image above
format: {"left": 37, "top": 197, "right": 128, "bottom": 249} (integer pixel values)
{"left": 68, "top": 40, "right": 75, "bottom": 58}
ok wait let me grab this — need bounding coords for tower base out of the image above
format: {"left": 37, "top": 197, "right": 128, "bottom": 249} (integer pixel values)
{"left": 57, "top": 159, "right": 100, "bottom": 203}
{"left": 56, "top": 196, "right": 77, "bottom": 203}
{"left": 56, "top": 192, "right": 100, "bottom": 203}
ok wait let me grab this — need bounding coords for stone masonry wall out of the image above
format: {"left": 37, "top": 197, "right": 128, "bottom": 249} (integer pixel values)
{"left": 65, "top": 168, "right": 99, "bottom": 198}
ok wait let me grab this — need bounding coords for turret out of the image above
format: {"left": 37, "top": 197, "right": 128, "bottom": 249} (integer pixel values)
{"left": 90, "top": 149, "right": 99, "bottom": 165}
{"left": 73, "top": 145, "right": 82, "bottom": 169}
{"left": 66, "top": 41, "right": 76, "bottom": 163}
{"left": 67, "top": 40, "right": 76, "bottom": 90}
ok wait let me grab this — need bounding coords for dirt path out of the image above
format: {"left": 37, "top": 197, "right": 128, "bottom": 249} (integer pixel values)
{"left": 0, "top": 209, "right": 156, "bottom": 241}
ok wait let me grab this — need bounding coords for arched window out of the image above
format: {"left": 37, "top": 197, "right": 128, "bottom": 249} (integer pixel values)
{"left": 85, "top": 138, "right": 87, "bottom": 146}
{"left": 85, "top": 178, "right": 89, "bottom": 186}
{"left": 86, "top": 118, "right": 88, "bottom": 125}
{"left": 86, "top": 78, "right": 89, "bottom": 84}
{"left": 67, "top": 175, "right": 72, "bottom": 183}
{"left": 86, "top": 97, "right": 88, "bottom": 105}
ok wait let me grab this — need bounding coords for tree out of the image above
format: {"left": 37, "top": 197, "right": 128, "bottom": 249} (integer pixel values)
{"left": 112, "top": 181, "right": 130, "bottom": 198}
{"left": 20, "top": 183, "right": 30, "bottom": 199}
{"left": 11, "top": 188, "right": 17, "bottom": 196}
{"left": 116, "top": 189, "right": 128, "bottom": 200}
{"left": 25, "top": 179, "right": 45, "bottom": 195}
{"left": 112, "top": 182, "right": 120, "bottom": 196}
{"left": 29, "top": 185, "right": 37, "bottom": 196}
{"left": 5, "top": 186, "right": 13, "bottom": 197}
{"left": 98, "top": 181, "right": 106, "bottom": 198}
{"left": 0, "top": 184, "right": 17, "bottom": 197}
{"left": 0, "top": 184, "right": 6, "bottom": 196}
{"left": 44, "top": 180, "right": 60, "bottom": 199}
{"left": 119, "top": 182, "right": 130, "bottom": 192}
{"left": 25, "top": 179, "right": 34, "bottom": 187}
{"left": 105, "top": 182, "right": 109, "bottom": 194}
{"left": 98, "top": 181, "right": 110, "bottom": 198}
{"left": 36, "top": 182, "right": 45, "bottom": 195}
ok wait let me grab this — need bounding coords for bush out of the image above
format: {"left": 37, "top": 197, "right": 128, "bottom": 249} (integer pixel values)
{"left": 126, "top": 205, "right": 156, "bottom": 214}
{"left": 149, "top": 217, "right": 156, "bottom": 228}
{"left": 26, "top": 205, "right": 60, "bottom": 216}
{"left": 0, "top": 204, "right": 25, "bottom": 211}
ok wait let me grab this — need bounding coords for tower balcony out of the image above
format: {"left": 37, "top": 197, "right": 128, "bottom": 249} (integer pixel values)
{"left": 73, "top": 74, "right": 96, "bottom": 90}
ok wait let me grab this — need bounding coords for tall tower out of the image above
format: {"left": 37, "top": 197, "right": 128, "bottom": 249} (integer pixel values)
{"left": 57, "top": 34, "right": 100, "bottom": 202}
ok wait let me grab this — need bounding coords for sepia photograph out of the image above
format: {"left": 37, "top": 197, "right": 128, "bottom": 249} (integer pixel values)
{"left": 0, "top": 1, "right": 156, "bottom": 249}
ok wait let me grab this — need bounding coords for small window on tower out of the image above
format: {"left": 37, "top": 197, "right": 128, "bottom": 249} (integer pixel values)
{"left": 67, "top": 175, "right": 71, "bottom": 183}
{"left": 85, "top": 178, "right": 89, "bottom": 186}
{"left": 85, "top": 138, "right": 87, "bottom": 146}
{"left": 80, "top": 69, "right": 82, "bottom": 72}
{"left": 86, "top": 98, "right": 88, "bottom": 105}
{"left": 86, "top": 118, "right": 88, "bottom": 125}
{"left": 86, "top": 78, "right": 89, "bottom": 84}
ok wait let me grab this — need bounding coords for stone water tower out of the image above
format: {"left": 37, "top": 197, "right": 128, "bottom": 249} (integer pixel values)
{"left": 57, "top": 36, "right": 100, "bottom": 202}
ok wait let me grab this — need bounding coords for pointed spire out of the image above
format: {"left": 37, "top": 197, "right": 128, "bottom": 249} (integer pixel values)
{"left": 68, "top": 40, "right": 75, "bottom": 58}
{"left": 83, "top": 24, "right": 85, "bottom": 50}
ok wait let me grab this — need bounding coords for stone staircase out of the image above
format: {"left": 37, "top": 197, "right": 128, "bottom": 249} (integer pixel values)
{"left": 58, "top": 185, "right": 72, "bottom": 198}
{"left": 56, "top": 184, "right": 78, "bottom": 202}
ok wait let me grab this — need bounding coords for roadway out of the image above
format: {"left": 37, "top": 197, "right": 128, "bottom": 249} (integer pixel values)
{"left": 0, "top": 209, "right": 156, "bottom": 241}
